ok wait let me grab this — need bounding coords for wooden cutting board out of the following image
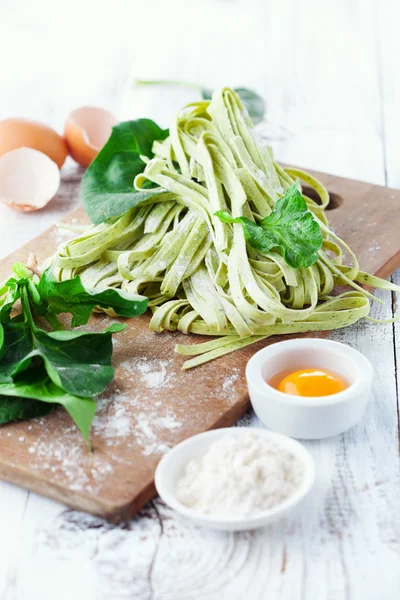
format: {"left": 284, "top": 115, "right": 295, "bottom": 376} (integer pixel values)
{"left": 0, "top": 169, "right": 399, "bottom": 522}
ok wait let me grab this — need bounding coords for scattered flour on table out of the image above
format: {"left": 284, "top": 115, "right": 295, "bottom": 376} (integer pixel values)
{"left": 135, "top": 412, "right": 182, "bottom": 456}
{"left": 24, "top": 422, "right": 113, "bottom": 492}
{"left": 222, "top": 369, "right": 240, "bottom": 393}
{"left": 92, "top": 388, "right": 182, "bottom": 456}
{"left": 120, "top": 353, "right": 241, "bottom": 405}
{"left": 92, "top": 394, "right": 132, "bottom": 440}
{"left": 368, "top": 245, "right": 382, "bottom": 253}
{"left": 120, "top": 357, "right": 172, "bottom": 389}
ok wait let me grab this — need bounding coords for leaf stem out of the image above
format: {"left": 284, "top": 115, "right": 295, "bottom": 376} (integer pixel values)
{"left": 20, "top": 286, "right": 35, "bottom": 328}
{"left": 13, "top": 262, "right": 33, "bottom": 279}
{"left": 27, "top": 280, "right": 41, "bottom": 306}
{"left": 44, "top": 312, "right": 64, "bottom": 331}
{"left": 134, "top": 79, "right": 202, "bottom": 91}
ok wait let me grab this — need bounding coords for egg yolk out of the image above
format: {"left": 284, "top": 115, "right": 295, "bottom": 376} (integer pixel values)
{"left": 272, "top": 368, "right": 348, "bottom": 397}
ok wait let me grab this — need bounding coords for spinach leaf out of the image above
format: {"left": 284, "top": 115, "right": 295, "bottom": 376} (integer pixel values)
{"left": 0, "top": 268, "right": 132, "bottom": 445}
{"left": 215, "top": 184, "right": 322, "bottom": 268}
{"left": 38, "top": 269, "right": 148, "bottom": 327}
{"left": 81, "top": 119, "right": 169, "bottom": 224}
{"left": 0, "top": 395, "right": 53, "bottom": 424}
{"left": 18, "top": 285, "right": 124, "bottom": 398}
{"left": 0, "top": 318, "right": 33, "bottom": 382}
{"left": 31, "top": 324, "right": 124, "bottom": 398}
{"left": 201, "top": 87, "right": 266, "bottom": 124}
{"left": 0, "top": 367, "right": 96, "bottom": 444}
{"left": 0, "top": 278, "right": 21, "bottom": 321}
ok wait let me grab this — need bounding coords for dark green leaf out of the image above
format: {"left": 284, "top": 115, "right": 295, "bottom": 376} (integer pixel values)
{"left": 38, "top": 269, "right": 148, "bottom": 327}
{"left": 201, "top": 87, "right": 213, "bottom": 100}
{"left": 0, "top": 395, "right": 54, "bottom": 424}
{"left": 233, "top": 88, "right": 265, "bottom": 124}
{"left": 0, "top": 367, "right": 96, "bottom": 444}
{"left": 29, "top": 324, "right": 124, "bottom": 398}
{"left": 215, "top": 184, "right": 322, "bottom": 268}
{"left": 14, "top": 286, "right": 126, "bottom": 398}
{"left": 81, "top": 119, "right": 169, "bottom": 224}
{"left": 0, "top": 272, "right": 129, "bottom": 444}
{"left": 201, "top": 87, "right": 266, "bottom": 124}
{"left": 0, "top": 318, "right": 33, "bottom": 383}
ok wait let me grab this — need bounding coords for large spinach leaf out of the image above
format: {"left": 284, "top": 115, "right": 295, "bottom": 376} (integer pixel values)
{"left": 0, "top": 395, "right": 54, "bottom": 424}
{"left": 0, "top": 367, "right": 96, "bottom": 444}
{"left": 38, "top": 269, "right": 148, "bottom": 327}
{"left": 18, "top": 285, "right": 124, "bottom": 398}
{"left": 81, "top": 119, "right": 169, "bottom": 224}
{"left": 31, "top": 324, "right": 124, "bottom": 398}
{"left": 0, "top": 269, "right": 135, "bottom": 445}
{"left": 0, "top": 318, "right": 33, "bottom": 382}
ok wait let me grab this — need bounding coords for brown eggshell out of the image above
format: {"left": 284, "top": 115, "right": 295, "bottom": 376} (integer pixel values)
{"left": 64, "top": 106, "right": 118, "bottom": 167}
{"left": 0, "top": 147, "right": 60, "bottom": 212}
{"left": 0, "top": 118, "right": 68, "bottom": 168}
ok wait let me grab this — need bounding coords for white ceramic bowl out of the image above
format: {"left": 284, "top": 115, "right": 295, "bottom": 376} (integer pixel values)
{"left": 246, "top": 338, "right": 373, "bottom": 439}
{"left": 155, "top": 427, "right": 316, "bottom": 532}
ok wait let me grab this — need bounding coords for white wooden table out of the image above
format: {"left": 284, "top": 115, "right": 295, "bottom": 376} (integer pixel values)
{"left": 0, "top": 1, "right": 399, "bottom": 598}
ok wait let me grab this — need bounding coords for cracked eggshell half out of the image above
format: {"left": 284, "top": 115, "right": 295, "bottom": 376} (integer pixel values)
{"left": 0, "top": 147, "right": 60, "bottom": 212}
{"left": 64, "top": 106, "right": 118, "bottom": 167}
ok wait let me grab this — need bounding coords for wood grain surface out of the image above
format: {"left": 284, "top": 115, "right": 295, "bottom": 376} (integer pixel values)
{"left": 0, "top": 169, "right": 399, "bottom": 521}
{"left": 1, "top": 0, "right": 400, "bottom": 598}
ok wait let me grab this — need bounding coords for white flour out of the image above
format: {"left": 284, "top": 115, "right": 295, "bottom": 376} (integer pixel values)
{"left": 92, "top": 388, "right": 182, "bottom": 455}
{"left": 134, "top": 412, "right": 182, "bottom": 456}
{"left": 176, "top": 432, "right": 304, "bottom": 518}
{"left": 92, "top": 393, "right": 132, "bottom": 440}
{"left": 120, "top": 357, "right": 172, "bottom": 389}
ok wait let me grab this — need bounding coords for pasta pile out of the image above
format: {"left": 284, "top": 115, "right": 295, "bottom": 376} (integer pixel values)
{"left": 50, "top": 88, "right": 397, "bottom": 368}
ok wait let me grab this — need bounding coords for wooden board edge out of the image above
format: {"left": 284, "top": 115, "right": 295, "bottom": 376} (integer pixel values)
{"left": 0, "top": 395, "right": 251, "bottom": 522}
{"left": 374, "top": 252, "right": 400, "bottom": 282}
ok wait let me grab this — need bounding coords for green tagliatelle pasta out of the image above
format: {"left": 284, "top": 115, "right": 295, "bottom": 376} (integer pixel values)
{"left": 49, "top": 88, "right": 399, "bottom": 368}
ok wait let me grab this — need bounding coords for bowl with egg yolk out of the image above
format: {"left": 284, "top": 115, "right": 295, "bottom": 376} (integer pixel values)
{"left": 246, "top": 338, "right": 373, "bottom": 439}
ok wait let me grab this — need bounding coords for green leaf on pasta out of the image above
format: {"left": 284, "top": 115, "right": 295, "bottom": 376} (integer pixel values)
{"left": 215, "top": 184, "right": 323, "bottom": 268}
{"left": 81, "top": 120, "right": 169, "bottom": 224}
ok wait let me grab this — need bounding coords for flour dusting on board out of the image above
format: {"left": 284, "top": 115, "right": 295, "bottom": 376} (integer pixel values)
{"left": 0, "top": 322, "right": 244, "bottom": 497}
{"left": 92, "top": 393, "right": 132, "bottom": 440}
{"left": 135, "top": 412, "right": 182, "bottom": 456}
{"left": 120, "top": 357, "right": 172, "bottom": 389}
{"left": 22, "top": 420, "right": 113, "bottom": 492}
{"left": 223, "top": 369, "right": 240, "bottom": 392}
{"left": 92, "top": 386, "right": 183, "bottom": 456}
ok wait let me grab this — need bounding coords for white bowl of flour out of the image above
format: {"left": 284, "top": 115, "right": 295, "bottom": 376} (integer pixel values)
{"left": 155, "top": 427, "right": 316, "bottom": 531}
